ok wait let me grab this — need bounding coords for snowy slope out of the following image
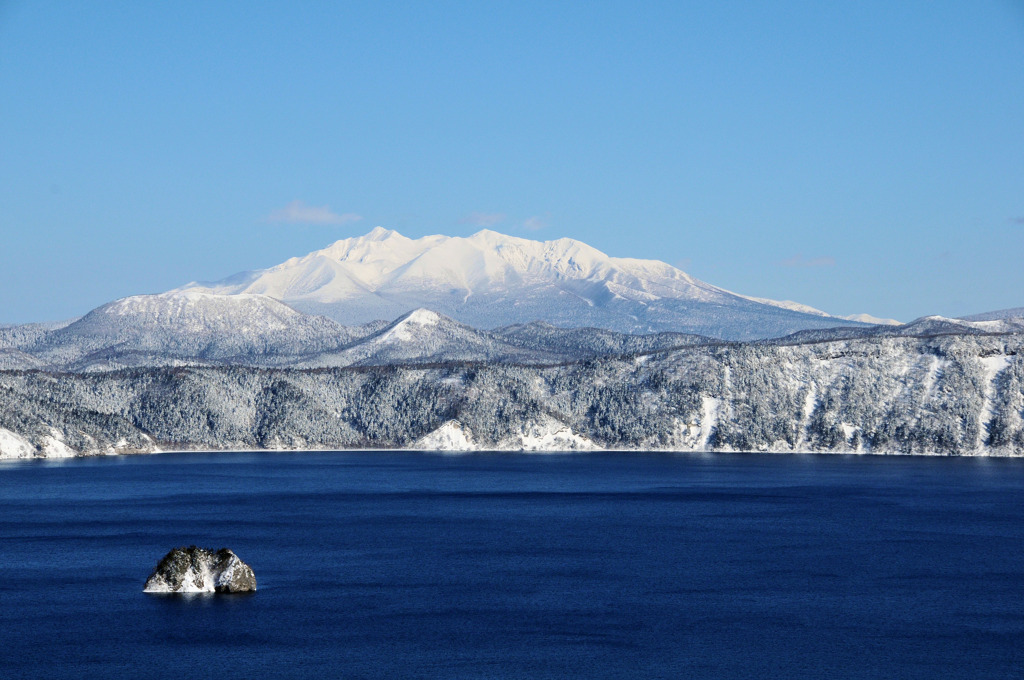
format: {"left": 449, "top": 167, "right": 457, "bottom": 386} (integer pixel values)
{"left": 297, "top": 308, "right": 561, "bottom": 368}
{"left": 177, "top": 227, "right": 871, "bottom": 339}
{"left": 890, "top": 315, "right": 1024, "bottom": 336}
{"left": 0, "top": 348, "right": 47, "bottom": 371}
{"left": 9, "top": 298, "right": 687, "bottom": 372}
{"left": 960, "top": 307, "right": 1024, "bottom": 324}
{"left": 735, "top": 298, "right": 901, "bottom": 326}
{"left": 841, "top": 313, "right": 902, "bottom": 326}
{"left": 23, "top": 292, "right": 362, "bottom": 371}
{"left": 763, "top": 314, "right": 1024, "bottom": 346}
{"left": 491, "top": 321, "right": 705, "bottom": 357}
{"left": 925, "top": 315, "right": 1024, "bottom": 334}
{"left": 0, "top": 319, "right": 76, "bottom": 350}
{"left": 10, "top": 293, "right": 1021, "bottom": 374}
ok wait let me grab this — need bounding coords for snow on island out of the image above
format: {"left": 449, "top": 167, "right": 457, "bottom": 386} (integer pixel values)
{"left": 144, "top": 546, "right": 256, "bottom": 594}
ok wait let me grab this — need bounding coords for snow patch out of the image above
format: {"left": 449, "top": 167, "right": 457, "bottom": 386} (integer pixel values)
{"left": 0, "top": 428, "right": 35, "bottom": 459}
{"left": 413, "top": 421, "right": 476, "bottom": 451}
{"left": 920, "top": 356, "right": 946, "bottom": 402}
{"left": 378, "top": 308, "right": 443, "bottom": 343}
{"left": 403, "top": 308, "right": 441, "bottom": 327}
{"left": 842, "top": 313, "right": 902, "bottom": 326}
{"left": 978, "top": 354, "right": 1012, "bottom": 449}
{"left": 739, "top": 296, "right": 830, "bottom": 317}
{"left": 40, "top": 428, "right": 76, "bottom": 458}
{"left": 412, "top": 417, "right": 597, "bottom": 452}
{"left": 980, "top": 354, "right": 1012, "bottom": 380}
{"left": 697, "top": 396, "right": 720, "bottom": 450}
{"left": 500, "top": 418, "right": 598, "bottom": 452}
{"left": 144, "top": 563, "right": 215, "bottom": 594}
{"left": 797, "top": 387, "right": 817, "bottom": 449}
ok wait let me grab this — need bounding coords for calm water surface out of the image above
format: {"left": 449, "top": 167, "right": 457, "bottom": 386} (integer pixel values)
{"left": 1, "top": 451, "right": 1023, "bottom": 679}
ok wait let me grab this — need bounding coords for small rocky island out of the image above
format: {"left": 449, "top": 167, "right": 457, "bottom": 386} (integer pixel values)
{"left": 144, "top": 546, "right": 257, "bottom": 594}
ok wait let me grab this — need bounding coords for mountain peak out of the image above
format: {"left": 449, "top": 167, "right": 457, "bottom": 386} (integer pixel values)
{"left": 366, "top": 226, "right": 401, "bottom": 241}
{"left": 469, "top": 228, "right": 505, "bottom": 240}
{"left": 397, "top": 308, "right": 443, "bottom": 327}
{"left": 176, "top": 227, "right": 871, "bottom": 339}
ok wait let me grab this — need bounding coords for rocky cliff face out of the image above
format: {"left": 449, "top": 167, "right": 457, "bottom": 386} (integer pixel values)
{"left": 143, "top": 546, "right": 256, "bottom": 594}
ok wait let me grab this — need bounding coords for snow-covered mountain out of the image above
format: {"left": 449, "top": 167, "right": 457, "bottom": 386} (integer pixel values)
{"left": 8, "top": 288, "right": 1020, "bottom": 374}
{"left": 176, "top": 227, "right": 871, "bottom": 339}
{"left": 960, "top": 307, "right": 1024, "bottom": 323}
{"left": 921, "top": 314, "right": 1024, "bottom": 335}
{"left": 841, "top": 313, "right": 902, "bottom": 325}
{"left": 16, "top": 292, "right": 368, "bottom": 371}
{"left": 293, "top": 308, "right": 563, "bottom": 368}
{"left": 4, "top": 294, "right": 708, "bottom": 372}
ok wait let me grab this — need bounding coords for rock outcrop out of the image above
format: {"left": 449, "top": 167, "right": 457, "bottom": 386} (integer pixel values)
{"left": 144, "top": 546, "right": 256, "bottom": 593}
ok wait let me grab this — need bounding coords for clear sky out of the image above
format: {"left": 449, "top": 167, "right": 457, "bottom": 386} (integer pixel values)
{"left": 1, "top": 1, "right": 1022, "bottom": 324}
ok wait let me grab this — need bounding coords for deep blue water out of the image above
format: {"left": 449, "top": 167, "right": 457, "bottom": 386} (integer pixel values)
{"left": 2, "top": 451, "right": 1023, "bottom": 679}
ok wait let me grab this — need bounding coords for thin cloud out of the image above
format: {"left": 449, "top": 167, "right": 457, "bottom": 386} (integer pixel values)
{"left": 521, "top": 215, "right": 546, "bottom": 231}
{"left": 1010, "top": 217, "right": 1024, "bottom": 225}
{"left": 267, "top": 200, "right": 362, "bottom": 225}
{"left": 778, "top": 254, "right": 836, "bottom": 268}
{"left": 461, "top": 212, "right": 506, "bottom": 227}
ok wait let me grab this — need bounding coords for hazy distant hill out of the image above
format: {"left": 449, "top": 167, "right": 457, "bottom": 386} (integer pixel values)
{"left": 960, "top": 307, "right": 1024, "bottom": 323}
{"left": 10, "top": 292, "right": 369, "bottom": 372}
{"left": 5, "top": 290, "right": 1023, "bottom": 375}
{"left": 0, "top": 293, "right": 707, "bottom": 372}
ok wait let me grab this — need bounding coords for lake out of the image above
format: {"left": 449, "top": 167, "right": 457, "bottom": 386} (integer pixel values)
{"left": 1, "top": 451, "right": 1023, "bottom": 678}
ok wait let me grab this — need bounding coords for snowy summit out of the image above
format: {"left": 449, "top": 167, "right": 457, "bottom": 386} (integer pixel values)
{"left": 177, "top": 227, "right": 869, "bottom": 339}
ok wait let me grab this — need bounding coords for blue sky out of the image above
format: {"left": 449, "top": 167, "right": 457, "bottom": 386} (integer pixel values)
{"left": 1, "top": 1, "right": 1022, "bottom": 323}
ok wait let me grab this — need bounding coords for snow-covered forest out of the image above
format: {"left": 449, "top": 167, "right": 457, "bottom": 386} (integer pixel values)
{"left": 2, "top": 330, "right": 1021, "bottom": 457}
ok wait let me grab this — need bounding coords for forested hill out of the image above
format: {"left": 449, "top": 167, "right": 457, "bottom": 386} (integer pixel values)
{"left": 1, "top": 331, "right": 1022, "bottom": 458}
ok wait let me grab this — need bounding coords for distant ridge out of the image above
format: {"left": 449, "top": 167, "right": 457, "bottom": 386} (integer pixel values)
{"left": 176, "top": 227, "right": 872, "bottom": 339}
{"left": 0, "top": 294, "right": 706, "bottom": 372}
{"left": 960, "top": 307, "right": 1024, "bottom": 322}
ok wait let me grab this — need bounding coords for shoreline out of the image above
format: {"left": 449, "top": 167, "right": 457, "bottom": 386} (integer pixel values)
{"left": 3, "top": 444, "right": 1024, "bottom": 464}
